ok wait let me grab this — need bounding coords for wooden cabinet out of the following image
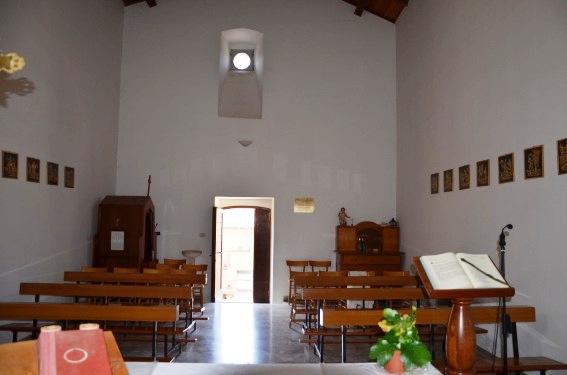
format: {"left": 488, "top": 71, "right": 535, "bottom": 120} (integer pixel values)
{"left": 336, "top": 226, "right": 357, "bottom": 251}
{"left": 335, "top": 222, "right": 400, "bottom": 252}
{"left": 335, "top": 251, "right": 403, "bottom": 274}
{"left": 92, "top": 196, "right": 157, "bottom": 271}
{"left": 335, "top": 221, "right": 402, "bottom": 274}
{"left": 381, "top": 226, "right": 400, "bottom": 252}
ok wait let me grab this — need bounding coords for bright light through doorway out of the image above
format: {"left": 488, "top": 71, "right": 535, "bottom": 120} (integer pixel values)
{"left": 220, "top": 208, "right": 255, "bottom": 302}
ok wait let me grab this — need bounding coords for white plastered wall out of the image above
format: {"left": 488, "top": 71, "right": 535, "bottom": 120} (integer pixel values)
{"left": 397, "top": 0, "right": 567, "bottom": 360}
{"left": 0, "top": 0, "right": 123, "bottom": 343}
{"left": 118, "top": 0, "right": 397, "bottom": 304}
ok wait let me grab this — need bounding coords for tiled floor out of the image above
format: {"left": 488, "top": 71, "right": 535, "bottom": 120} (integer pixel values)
{"left": 120, "top": 302, "right": 436, "bottom": 364}
{"left": 176, "top": 302, "right": 327, "bottom": 364}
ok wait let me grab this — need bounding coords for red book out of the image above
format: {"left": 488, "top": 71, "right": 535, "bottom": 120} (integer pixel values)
{"left": 37, "top": 324, "right": 112, "bottom": 375}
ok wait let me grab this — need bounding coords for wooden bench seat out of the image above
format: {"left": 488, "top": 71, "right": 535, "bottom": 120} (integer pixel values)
{"left": 293, "top": 275, "right": 422, "bottom": 288}
{"left": 63, "top": 272, "right": 208, "bottom": 319}
{"left": 19, "top": 282, "right": 198, "bottom": 329}
{"left": 289, "top": 275, "right": 424, "bottom": 327}
{"left": 0, "top": 302, "right": 179, "bottom": 361}
{"left": 63, "top": 271, "right": 207, "bottom": 286}
{"left": 318, "top": 305, "right": 567, "bottom": 374}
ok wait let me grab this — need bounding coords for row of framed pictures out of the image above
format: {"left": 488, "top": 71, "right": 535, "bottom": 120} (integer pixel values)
{"left": 1, "top": 150, "right": 75, "bottom": 188}
{"left": 431, "top": 138, "right": 567, "bottom": 194}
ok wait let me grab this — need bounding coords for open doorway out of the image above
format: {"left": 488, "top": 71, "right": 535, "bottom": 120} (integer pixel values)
{"left": 218, "top": 208, "right": 255, "bottom": 302}
{"left": 212, "top": 197, "right": 273, "bottom": 303}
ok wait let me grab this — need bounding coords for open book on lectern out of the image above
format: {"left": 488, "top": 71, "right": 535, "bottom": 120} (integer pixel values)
{"left": 420, "top": 252, "right": 510, "bottom": 290}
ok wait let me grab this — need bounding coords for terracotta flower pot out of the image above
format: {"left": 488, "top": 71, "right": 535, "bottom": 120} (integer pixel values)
{"left": 384, "top": 350, "right": 404, "bottom": 374}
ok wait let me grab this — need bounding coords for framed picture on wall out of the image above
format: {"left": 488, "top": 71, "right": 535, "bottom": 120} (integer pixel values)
{"left": 26, "top": 157, "right": 40, "bottom": 183}
{"left": 524, "top": 145, "right": 544, "bottom": 179}
{"left": 476, "top": 159, "right": 490, "bottom": 187}
{"left": 47, "top": 162, "right": 59, "bottom": 185}
{"left": 64, "top": 166, "right": 75, "bottom": 188}
{"left": 2, "top": 150, "right": 18, "bottom": 179}
{"left": 458, "top": 165, "right": 470, "bottom": 190}
{"left": 431, "top": 173, "right": 439, "bottom": 194}
{"left": 443, "top": 169, "right": 453, "bottom": 192}
{"left": 498, "top": 153, "right": 514, "bottom": 184}
{"left": 558, "top": 138, "right": 567, "bottom": 175}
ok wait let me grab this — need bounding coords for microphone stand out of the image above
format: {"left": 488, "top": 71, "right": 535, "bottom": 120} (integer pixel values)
{"left": 498, "top": 229, "right": 509, "bottom": 375}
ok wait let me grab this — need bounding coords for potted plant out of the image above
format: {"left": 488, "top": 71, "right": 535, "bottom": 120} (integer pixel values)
{"left": 369, "top": 306, "right": 432, "bottom": 373}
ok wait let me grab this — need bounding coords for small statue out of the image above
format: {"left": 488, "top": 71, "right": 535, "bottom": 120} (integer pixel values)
{"left": 338, "top": 207, "right": 351, "bottom": 226}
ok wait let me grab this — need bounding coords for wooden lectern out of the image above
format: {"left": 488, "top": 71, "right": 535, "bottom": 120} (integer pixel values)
{"left": 413, "top": 257, "right": 515, "bottom": 375}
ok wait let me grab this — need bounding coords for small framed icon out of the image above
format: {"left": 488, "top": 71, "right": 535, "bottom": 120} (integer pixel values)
{"left": 557, "top": 138, "right": 567, "bottom": 175}
{"left": 458, "top": 165, "right": 470, "bottom": 190}
{"left": 27, "top": 157, "right": 40, "bottom": 183}
{"left": 443, "top": 169, "right": 453, "bottom": 192}
{"left": 524, "top": 145, "right": 544, "bottom": 179}
{"left": 47, "top": 162, "right": 59, "bottom": 185}
{"left": 2, "top": 151, "right": 18, "bottom": 179}
{"left": 431, "top": 173, "right": 439, "bottom": 194}
{"left": 476, "top": 159, "right": 490, "bottom": 187}
{"left": 498, "top": 153, "right": 514, "bottom": 184}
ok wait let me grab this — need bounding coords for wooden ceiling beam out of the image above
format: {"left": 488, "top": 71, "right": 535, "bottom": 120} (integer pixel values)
{"left": 123, "top": 0, "right": 156, "bottom": 7}
{"left": 354, "top": 0, "right": 370, "bottom": 16}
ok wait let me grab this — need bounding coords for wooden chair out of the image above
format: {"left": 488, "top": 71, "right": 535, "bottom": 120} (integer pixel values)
{"left": 309, "top": 260, "right": 331, "bottom": 272}
{"left": 163, "top": 258, "right": 186, "bottom": 269}
{"left": 286, "top": 260, "right": 310, "bottom": 305}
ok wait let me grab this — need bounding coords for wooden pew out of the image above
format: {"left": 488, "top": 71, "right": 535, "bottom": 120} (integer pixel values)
{"left": 19, "top": 282, "right": 193, "bottom": 303}
{"left": 0, "top": 302, "right": 178, "bottom": 361}
{"left": 299, "top": 286, "right": 428, "bottom": 360}
{"left": 17, "top": 282, "right": 199, "bottom": 357}
{"left": 63, "top": 271, "right": 207, "bottom": 286}
{"left": 292, "top": 276, "right": 425, "bottom": 327}
{"left": 19, "top": 282, "right": 196, "bottom": 332}
{"left": 63, "top": 272, "right": 208, "bottom": 317}
{"left": 292, "top": 275, "right": 422, "bottom": 289}
{"left": 319, "top": 306, "right": 567, "bottom": 374}
{"left": 302, "top": 287, "right": 427, "bottom": 301}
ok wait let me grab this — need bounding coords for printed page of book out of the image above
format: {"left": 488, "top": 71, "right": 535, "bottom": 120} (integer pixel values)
{"left": 420, "top": 252, "right": 474, "bottom": 290}
{"left": 455, "top": 253, "right": 508, "bottom": 288}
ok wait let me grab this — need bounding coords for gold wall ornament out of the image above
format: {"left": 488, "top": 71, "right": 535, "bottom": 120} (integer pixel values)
{"left": 0, "top": 51, "right": 26, "bottom": 73}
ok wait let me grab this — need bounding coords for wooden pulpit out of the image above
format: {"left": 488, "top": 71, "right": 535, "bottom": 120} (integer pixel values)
{"left": 93, "top": 196, "right": 157, "bottom": 270}
{"left": 413, "top": 257, "right": 515, "bottom": 375}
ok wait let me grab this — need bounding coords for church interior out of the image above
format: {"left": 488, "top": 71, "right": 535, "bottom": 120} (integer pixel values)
{"left": 1, "top": 0, "right": 566, "bottom": 373}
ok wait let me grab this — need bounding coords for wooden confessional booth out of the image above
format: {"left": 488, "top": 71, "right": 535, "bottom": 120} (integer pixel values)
{"left": 92, "top": 195, "right": 157, "bottom": 270}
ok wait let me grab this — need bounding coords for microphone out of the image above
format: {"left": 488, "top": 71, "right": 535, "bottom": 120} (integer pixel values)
{"left": 499, "top": 224, "right": 513, "bottom": 250}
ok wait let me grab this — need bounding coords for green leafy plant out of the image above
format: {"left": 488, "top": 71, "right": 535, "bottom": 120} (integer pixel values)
{"left": 369, "top": 306, "right": 432, "bottom": 371}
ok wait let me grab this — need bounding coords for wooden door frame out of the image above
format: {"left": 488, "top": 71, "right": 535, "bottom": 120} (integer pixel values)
{"left": 211, "top": 200, "right": 273, "bottom": 303}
